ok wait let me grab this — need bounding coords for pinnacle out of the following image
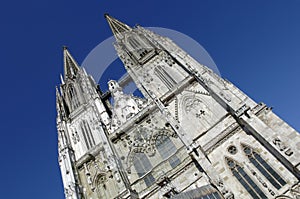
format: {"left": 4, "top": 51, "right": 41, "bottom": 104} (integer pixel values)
{"left": 56, "top": 86, "right": 60, "bottom": 97}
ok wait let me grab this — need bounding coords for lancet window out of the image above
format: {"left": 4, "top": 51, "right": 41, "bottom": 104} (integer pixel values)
{"left": 68, "top": 84, "right": 80, "bottom": 110}
{"left": 155, "top": 135, "right": 180, "bottom": 168}
{"left": 154, "top": 65, "right": 177, "bottom": 89}
{"left": 127, "top": 36, "right": 150, "bottom": 59}
{"left": 242, "top": 145, "right": 287, "bottom": 189}
{"left": 133, "top": 152, "right": 155, "bottom": 186}
{"left": 226, "top": 157, "right": 267, "bottom": 199}
{"left": 80, "top": 120, "right": 95, "bottom": 150}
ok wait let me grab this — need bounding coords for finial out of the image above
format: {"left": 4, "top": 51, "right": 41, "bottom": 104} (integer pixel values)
{"left": 82, "top": 67, "right": 87, "bottom": 75}
{"left": 62, "top": 46, "right": 68, "bottom": 50}
{"left": 60, "top": 74, "right": 65, "bottom": 84}
{"left": 104, "top": 13, "right": 109, "bottom": 18}
{"left": 56, "top": 86, "right": 61, "bottom": 97}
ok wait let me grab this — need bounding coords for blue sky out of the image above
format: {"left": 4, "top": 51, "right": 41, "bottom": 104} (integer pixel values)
{"left": 0, "top": 0, "right": 299, "bottom": 198}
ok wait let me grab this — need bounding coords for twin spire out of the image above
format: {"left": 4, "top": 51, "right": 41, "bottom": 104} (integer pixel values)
{"left": 63, "top": 46, "right": 80, "bottom": 80}
{"left": 62, "top": 14, "right": 131, "bottom": 80}
{"left": 104, "top": 13, "right": 132, "bottom": 39}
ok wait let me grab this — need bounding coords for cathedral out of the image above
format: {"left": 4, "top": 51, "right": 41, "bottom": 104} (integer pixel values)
{"left": 56, "top": 14, "right": 300, "bottom": 199}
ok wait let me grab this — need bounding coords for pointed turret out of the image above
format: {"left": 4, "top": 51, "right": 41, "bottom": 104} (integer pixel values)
{"left": 56, "top": 86, "right": 62, "bottom": 116}
{"left": 104, "top": 14, "right": 132, "bottom": 39}
{"left": 56, "top": 86, "right": 69, "bottom": 120}
{"left": 63, "top": 46, "right": 80, "bottom": 79}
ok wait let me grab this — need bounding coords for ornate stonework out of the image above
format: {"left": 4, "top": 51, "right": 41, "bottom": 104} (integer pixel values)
{"left": 56, "top": 15, "right": 300, "bottom": 199}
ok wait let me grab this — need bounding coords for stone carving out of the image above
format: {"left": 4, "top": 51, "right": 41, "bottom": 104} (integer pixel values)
{"left": 84, "top": 163, "right": 93, "bottom": 186}
{"left": 126, "top": 127, "right": 177, "bottom": 173}
{"left": 235, "top": 104, "right": 249, "bottom": 117}
{"left": 109, "top": 80, "right": 148, "bottom": 132}
{"left": 227, "top": 145, "right": 237, "bottom": 155}
{"left": 273, "top": 137, "right": 294, "bottom": 156}
{"left": 94, "top": 173, "right": 109, "bottom": 197}
{"left": 190, "top": 89, "right": 210, "bottom": 96}
{"left": 157, "top": 176, "right": 178, "bottom": 197}
{"left": 288, "top": 183, "right": 300, "bottom": 199}
{"left": 196, "top": 109, "right": 206, "bottom": 118}
{"left": 174, "top": 97, "right": 179, "bottom": 121}
{"left": 216, "top": 180, "right": 234, "bottom": 199}
{"left": 91, "top": 116, "right": 100, "bottom": 130}
{"left": 71, "top": 131, "right": 80, "bottom": 144}
{"left": 219, "top": 91, "right": 231, "bottom": 102}
{"left": 162, "top": 53, "right": 175, "bottom": 67}
{"left": 182, "top": 96, "right": 208, "bottom": 120}
{"left": 251, "top": 102, "right": 266, "bottom": 115}
{"left": 142, "top": 71, "right": 154, "bottom": 84}
{"left": 64, "top": 183, "right": 76, "bottom": 198}
{"left": 56, "top": 16, "right": 300, "bottom": 199}
{"left": 90, "top": 160, "right": 113, "bottom": 192}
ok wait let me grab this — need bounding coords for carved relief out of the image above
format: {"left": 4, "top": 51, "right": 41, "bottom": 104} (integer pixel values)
{"left": 109, "top": 80, "right": 148, "bottom": 132}
{"left": 219, "top": 91, "right": 231, "bottom": 102}
{"left": 84, "top": 163, "right": 93, "bottom": 187}
{"left": 182, "top": 96, "right": 209, "bottom": 120}
{"left": 81, "top": 158, "right": 115, "bottom": 195}
{"left": 275, "top": 183, "right": 300, "bottom": 199}
{"left": 235, "top": 104, "right": 249, "bottom": 117}
{"left": 161, "top": 51, "right": 175, "bottom": 67}
{"left": 216, "top": 179, "right": 234, "bottom": 199}
{"left": 158, "top": 176, "right": 179, "bottom": 198}
{"left": 272, "top": 137, "right": 294, "bottom": 156}
{"left": 126, "top": 127, "right": 177, "bottom": 173}
{"left": 91, "top": 116, "right": 101, "bottom": 131}
{"left": 95, "top": 173, "right": 108, "bottom": 198}
{"left": 227, "top": 145, "right": 237, "bottom": 155}
{"left": 71, "top": 131, "right": 80, "bottom": 144}
{"left": 142, "top": 70, "right": 154, "bottom": 84}
{"left": 64, "top": 183, "right": 76, "bottom": 198}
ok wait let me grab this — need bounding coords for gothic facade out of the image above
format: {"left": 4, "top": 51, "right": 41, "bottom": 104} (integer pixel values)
{"left": 56, "top": 14, "right": 300, "bottom": 199}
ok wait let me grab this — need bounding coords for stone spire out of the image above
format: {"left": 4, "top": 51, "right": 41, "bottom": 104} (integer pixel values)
{"left": 104, "top": 14, "right": 132, "bottom": 40}
{"left": 63, "top": 46, "right": 80, "bottom": 79}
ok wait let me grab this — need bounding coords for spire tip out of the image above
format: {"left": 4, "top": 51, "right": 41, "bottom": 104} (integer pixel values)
{"left": 104, "top": 14, "right": 132, "bottom": 39}
{"left": 104, "top": 13, "right": 109, "bottom": 18}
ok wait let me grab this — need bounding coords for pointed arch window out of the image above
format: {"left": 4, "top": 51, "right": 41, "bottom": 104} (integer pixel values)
{"left": 80, "top": 120, "right": 95, "bottom": 150}
{"left": 127, "top": 36, "right": 150, "bottom": 59}
{"left": 242, "top": 145, "right": 286, "bottom": 189}
{"left": 155, "top": 135, "right": 180, "bottom": 168}
{"left": 128, "top": 37, "right": 140, "bottom": 49}
{"left": 133, "top": 153, "right": 155, "bottom": 186}
{"left": 68, "top": 85, "right": 80, "bottom": 110}
{"left": 226, "top": 158, "right": 267, "bottom": 199}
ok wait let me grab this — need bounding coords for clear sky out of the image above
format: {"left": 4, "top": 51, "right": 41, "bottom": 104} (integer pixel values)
{"left": 0, "top": 0, "right": 299, "bottom": 198}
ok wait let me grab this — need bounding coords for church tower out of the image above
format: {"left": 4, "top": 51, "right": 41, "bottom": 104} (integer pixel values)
{"left": 56, "top": 15, "right": 300, "bottom": 199}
